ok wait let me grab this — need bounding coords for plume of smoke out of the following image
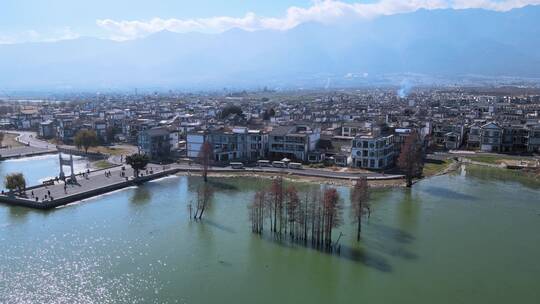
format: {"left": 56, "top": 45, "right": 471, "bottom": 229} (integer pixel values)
{"left": 397, "top": 79, "right": 412, "bottom": 98}
{"left": 325, "top": 77, "right": 331, "bottom": 90}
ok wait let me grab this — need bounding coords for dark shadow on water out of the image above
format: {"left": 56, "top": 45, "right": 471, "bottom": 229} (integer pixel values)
{"left": 187, "top": 177, "right": 240, "bottom": 192}
{"left": 422, "top": 186, "right": 477, "bottom": 201}
{"left": 207, "top": 180, "right": 239, "bottom": 191}
{"left": 130, "top": 186, "right": 152, "bottom": 204}
{"left": 340, "top": 245, "right": 393, "bottom": 272}
{"left": 8, "top": 206, "right": 31, "bottom": 222}
{"left": 366, "top": 224, "right": 418, "bottom": 260}
{"left": 370, "top": 223, "right": 415, "bottom": 244}
{"left": 201, "top": 218, "right": 236, "bottom": 234}
{"left": 363, "top": 239, "right": 418, "bottom": 260}
{"left": 258, "top": 233, "right": 393, "bottom": 273}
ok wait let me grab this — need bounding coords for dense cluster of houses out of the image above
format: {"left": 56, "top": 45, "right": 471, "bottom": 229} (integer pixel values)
{"left": 1, "top": 88, "right": 539, "bottom": 169}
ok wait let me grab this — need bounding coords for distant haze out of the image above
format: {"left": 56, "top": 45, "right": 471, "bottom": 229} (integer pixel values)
{"left": 1, "top": 6, "right": 540, "bottom": 91}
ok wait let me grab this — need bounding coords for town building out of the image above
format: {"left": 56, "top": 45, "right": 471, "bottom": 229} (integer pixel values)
{"left": 480, "top": 122, "right": 503, "bottom": 152}
{"left": 138, "top": 127, "right": 172, "bottom": 160}
{"left": 268, "top": 125, "right": 320, "bottom": 162}
{"left": 528, "top": 125, "right": 540, "bottom": 153}
{"left": 38, "top": 120, "right": 55, "bottom": 139}
{"left": 351, "top": 132, "right": 394, "bottom": 170}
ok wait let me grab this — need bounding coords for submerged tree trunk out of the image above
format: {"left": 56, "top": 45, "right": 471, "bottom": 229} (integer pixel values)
{"left": 198, "top": 205, "right": 205, "bottom": 220}
{"left": 357, "top": 215, "right": 361, "bottom": 242}
{"left": 406, "top": 176, "right": 413, "bottom": 187}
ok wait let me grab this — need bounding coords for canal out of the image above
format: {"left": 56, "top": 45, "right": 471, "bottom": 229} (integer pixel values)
{"left": 0, "top": 157, "right": 539, "bottom": 304}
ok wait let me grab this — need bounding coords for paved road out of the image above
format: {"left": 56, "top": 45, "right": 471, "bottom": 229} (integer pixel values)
{"left": 0, "top": 131, "right": 56, "bottom": 159}
{"left": 4, "top": 130, "right": 138, "bottom": 164}
{"left": 431, "top": 150, "right": 540, "bottom": 160}
{"left": 0, "top": 145, "right": 53, "bottom": 158}
{"left": 174, "top": 163, "right": 403, "bottom": 180}
{"left": 10, "top": 131, "right": 56, "bottom": 150}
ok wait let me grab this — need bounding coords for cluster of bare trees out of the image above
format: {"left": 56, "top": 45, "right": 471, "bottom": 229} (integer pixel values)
{"left": 249, "top": 177, "right": 348, "bottom": 250}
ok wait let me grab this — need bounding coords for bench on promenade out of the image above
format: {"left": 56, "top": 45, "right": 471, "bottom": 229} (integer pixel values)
{"left": 42, "top": 180, "right": 55, "bottom": 186}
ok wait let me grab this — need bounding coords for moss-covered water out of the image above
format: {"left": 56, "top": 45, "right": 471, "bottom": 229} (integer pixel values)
{"left": 0, "top": 160, "right": 539, "bottom": 303}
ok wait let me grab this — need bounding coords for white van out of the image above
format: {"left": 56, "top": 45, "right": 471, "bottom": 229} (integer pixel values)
{"left": 288, "top": 162, "right": 303, "bottom": 169}
{"left": 230, "top": 162, "right": 244, "bottom": 169}
{"left": 272, "top": 161, "right": 287, "bottom": 168}
{"left": 257, "top": 160, "right": 272, "bottom": 167}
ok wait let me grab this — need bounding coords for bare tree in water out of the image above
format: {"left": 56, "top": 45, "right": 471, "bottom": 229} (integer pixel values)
{"left": 268, "top": 177, "right": 284, "bottom": 234}
{"left": 249, "top": 189, "right": 267, "bottom": 234}
{"left": 198, "top": 141, "right": 213, "bottom": 182}
{"left": 397, "top": 130, "right": 424, "bottom": 187}
{"left": 322, "top": 187, "right": 343, "bottom": 249}
{"left": 194, "top": 183, "right": 213, "bottom": 220}
{"left": 350, "top": 177, "right": 371, "bottom": 241}
{"left": 284, "top": 186, "right": 300, "bottom": 238}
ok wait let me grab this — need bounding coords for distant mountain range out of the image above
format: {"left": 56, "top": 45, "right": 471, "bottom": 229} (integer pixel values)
{"left": 1, "top": 5, "right": 540, "bottom": 91}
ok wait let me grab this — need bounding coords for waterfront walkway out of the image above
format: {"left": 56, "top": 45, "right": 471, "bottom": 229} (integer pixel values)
{"left": 0, "top": 162, "right": 403, "bottom": 209}
{"left": 0, "top": 165, "right": 178, "bottom": 209}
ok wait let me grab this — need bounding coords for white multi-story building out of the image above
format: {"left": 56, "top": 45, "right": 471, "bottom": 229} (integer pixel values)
{"left": 268, "top": 125, "right": 320, "bottom": 162}
{"left": 351, "top": 133, "right": 394, "bottom": 169}
{"left": 528, "top": 125, "right": 540, "bottom": 153}
{"left": 187, "top": 127, "right": 267, "bottom": 163}
{"left": 480, "top": 122, "right": 503, "bottom": 152}
{"left": 187, "top": 131, "right": 206, "bottom": 159}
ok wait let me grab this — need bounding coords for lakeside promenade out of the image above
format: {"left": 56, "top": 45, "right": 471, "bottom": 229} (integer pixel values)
{"left": 0, "top": 162, "right": 404, "bottom": 209}
{"left": 0, "top": 164, "right": 179, "bottom": 209}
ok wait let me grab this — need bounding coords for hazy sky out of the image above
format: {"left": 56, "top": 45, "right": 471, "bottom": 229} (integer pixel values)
{"left": 1, "top": 0, "right": 539, "bottom": 43}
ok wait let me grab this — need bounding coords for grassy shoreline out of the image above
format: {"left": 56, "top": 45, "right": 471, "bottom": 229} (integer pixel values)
{"left": 90, "top": 160, "right": 116, "bottom": 169}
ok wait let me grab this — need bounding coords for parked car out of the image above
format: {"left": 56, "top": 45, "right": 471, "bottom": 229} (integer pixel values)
{"left": 257, "top": 160, "right": 272, "bottom": 167}
{"left": 230, "top": 162, "right": 244, "bottom": 169}
{"left": 272, "top": 161, "right": 287, "bottom": 168}
{"left": 288, "top": 162, "right": 303, "bottom": 169}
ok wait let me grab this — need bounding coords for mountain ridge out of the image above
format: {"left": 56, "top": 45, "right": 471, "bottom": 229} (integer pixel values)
{"left": 1, "top": 6, "right": 540, "bottom": 90}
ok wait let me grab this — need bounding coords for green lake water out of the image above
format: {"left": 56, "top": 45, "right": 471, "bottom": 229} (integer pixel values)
{"left": 0, "top": 160, "right": 539, "bottom": 304}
